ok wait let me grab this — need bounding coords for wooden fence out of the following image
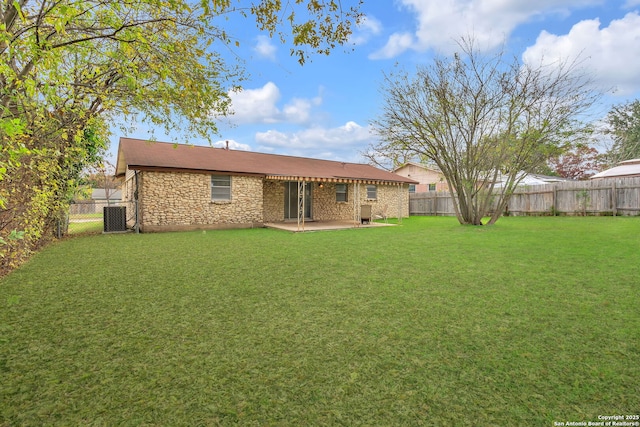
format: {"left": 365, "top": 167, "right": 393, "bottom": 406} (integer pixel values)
{"left": 409, "top": 177, "right": 640, "bottom": 217}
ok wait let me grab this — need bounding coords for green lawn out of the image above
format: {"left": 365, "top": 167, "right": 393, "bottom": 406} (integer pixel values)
{"left": 67, "top": 213, "right": 104, "bottom": 235}
{"left": 1, "top": 217, "right": 638, "bottom": 426}
{"left": 67, "top": 219, "right": 103, "bottom": 235}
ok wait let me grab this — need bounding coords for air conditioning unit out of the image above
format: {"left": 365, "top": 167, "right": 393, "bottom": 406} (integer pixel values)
{"left": 104, "top": 206, "right": 127, "bottom": 233}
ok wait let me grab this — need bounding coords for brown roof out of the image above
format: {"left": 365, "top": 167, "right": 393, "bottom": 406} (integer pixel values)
{"left": 116, "top": 138, "right": 417, "bottom": 184}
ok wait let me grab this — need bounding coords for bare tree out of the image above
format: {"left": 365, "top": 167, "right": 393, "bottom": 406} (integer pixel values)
{"left": 371, "top": 38, "right": 600, "bottom": 225}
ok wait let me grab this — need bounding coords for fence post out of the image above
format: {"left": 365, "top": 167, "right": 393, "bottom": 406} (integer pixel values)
{"left": 611, "top": 181, "right": 617, "bottom": 216}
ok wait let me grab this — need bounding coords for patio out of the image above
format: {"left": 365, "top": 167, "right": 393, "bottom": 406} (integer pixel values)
{"left": 264, "top": 220, "right": 396, "bottom": 232}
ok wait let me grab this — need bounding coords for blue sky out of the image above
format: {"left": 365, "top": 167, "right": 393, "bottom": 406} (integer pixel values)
{"left": 108, "top": 0, "right": 640, "bottom": 166}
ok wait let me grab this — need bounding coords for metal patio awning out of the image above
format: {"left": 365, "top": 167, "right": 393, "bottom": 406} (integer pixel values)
{"left": 264, "top": 175, "right": 403, "bottom": 185}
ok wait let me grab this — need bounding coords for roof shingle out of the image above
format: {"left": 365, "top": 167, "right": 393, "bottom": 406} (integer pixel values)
{"left": 116, "top": 138, "right": 417, "bottom": 184}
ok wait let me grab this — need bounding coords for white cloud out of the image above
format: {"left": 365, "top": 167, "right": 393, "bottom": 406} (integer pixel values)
{"left": 359, "top": 15, "right": 383, "bottom": 35}
{"left": 253, "top": 35, "right": 277, "bottom": 60}
{"left": 351, "top": 15, "right": 383, "bottom": 45}
{"left": 371, "top": 0, "right": 601, "bottom": 57}
{"left": 282, "top": 96, "right": 321, "bottom": 123}
{"left": 255, "top": 121, "right": 374, "bottom": 160}
{"left": 228, "top": 82, "right": 281, "bottom": 123}
{"left": 624, "top": 0, "right": 640, "bottom": 7}
{"left": 228, "top": 82, "right": 322, "bottom": 125}
{"left": 212, "top": 139, "right": 251, "bottom": 151}
{"left": 369, "top": 32, "right": 415, "bottom": 60}
{"left": 522, "top": 12, "right": 640, "bottom": 96}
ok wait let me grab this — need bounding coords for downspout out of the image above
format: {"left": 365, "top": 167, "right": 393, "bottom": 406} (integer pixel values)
{"left": 134, "top": 170, "right": 140, "bottom": 234}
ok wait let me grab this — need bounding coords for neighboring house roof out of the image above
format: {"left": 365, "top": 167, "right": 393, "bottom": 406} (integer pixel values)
{"left": 116, "top": 138, "right": 417, "bottom": 184}
{"left": 393, "top": 162, "right": 571, "bottom": 188}
{"left": 591, "top": 158, "right": 640, "bottom": 179}
{"left": 524, "top": 174, "right": 572, "bottom": 184}
{"left": 91, "top": 189, "right": 122, "bottom": 200}
{"left": 392, "top": 162, "right": 443, "bottom": 174}
{"left": 493, "top": 172, "right": 572, "bottom": 188}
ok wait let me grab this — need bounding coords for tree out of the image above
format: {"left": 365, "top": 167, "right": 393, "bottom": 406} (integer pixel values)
{"left": 0, "top": 117, "right": 109, "bottom": 272}
{"left": 361, "top": 145, "right": 426, "bottom": 171}
{"left": 82, "top": 169, "right": 122, "bottom": 192}
{"left": 0, "top": 0, "right": 362, "bottom": 274}
{"left": 548, "top": 144, "right": 603, "bottom": 180}
{"left": 370, "top": 38, "right": 600, "bottom": 225}
{"left": 1, "top": 0, "right": 362, "bottom": 142}
{"left": 603, "top": 99, "right": 640, "bottom": 165}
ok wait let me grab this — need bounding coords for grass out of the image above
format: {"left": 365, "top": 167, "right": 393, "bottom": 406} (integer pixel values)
{"left": 1, "top": 217, "right": 639, "bottom": 426}
{"left": 67, "top": 219, "right": 103, "bottom": 234}
{"left": 67, "top": 213, "right": 104, "bottom": 235}
{"left": 69, "top": 212, "right": 104, "bottom": 219}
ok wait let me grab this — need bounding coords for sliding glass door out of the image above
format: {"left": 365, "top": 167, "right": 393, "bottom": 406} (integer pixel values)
{"left": 284, "top": 181, "right": 312, "bottom": 220}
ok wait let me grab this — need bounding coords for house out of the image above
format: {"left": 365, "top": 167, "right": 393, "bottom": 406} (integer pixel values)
{"left": 493, "top": 173, "right": 572, "bottom": 188}
{"left": 115, "top": 138, "right": 417, "bottom": 232}
{"left": 590, "top": 158, "right": 640, "bottom": 179}
{"left": 92, "top": 188, "right": 122, "bottom": 201}
{"left": 69, "top": 188, "right": 124, "bottom": 215}
{"left": 392, "top": 162, "right": 449, "bottom": 192}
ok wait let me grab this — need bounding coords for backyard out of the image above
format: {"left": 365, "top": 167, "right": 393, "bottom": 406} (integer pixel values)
{"left": 0, "top": 216, "right": 638, "bottom": 426}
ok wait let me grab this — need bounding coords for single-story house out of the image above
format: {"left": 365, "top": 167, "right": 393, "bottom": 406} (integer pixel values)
{"left": 493, "top": 173, "right": 572, "bottom": 188}
{"left": 590, "top": 158, "right": 640, "bottom": 179}
{"left": 393, "top": 162, "right": 571, "bottom": 193}
{"left": 115, "top": 138, "right": 418, "bottom": 232}
{"left": 69, "top": 188, "right": 124, "bottom": 215}
{"left": 392, "top": 162, "right": 449, "bottom": 192}
{"left": 92, "top": 188, "right": 122, "bottom": 201}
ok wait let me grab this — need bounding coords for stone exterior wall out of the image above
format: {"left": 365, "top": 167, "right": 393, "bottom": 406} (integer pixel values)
{"left": 263, "top": 180, "right": 284, "bottom": 222}
{"left": 262, "top": 180, "right": 409, "bottom": 222}
{"left": 136, "top": 170, "right": 264, "bottom": 232}
{"left": 121, "top": 170, "right": 410, "bottom": 231}
{"left": 356, "top": 183, "right": 410, "bottom": 219}
{"left": 312, "top": 182, "right": 354, "bottom": 220}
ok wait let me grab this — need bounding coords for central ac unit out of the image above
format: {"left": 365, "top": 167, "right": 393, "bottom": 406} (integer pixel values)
{"left": 104, "top": 206, "right": 127, "bottom": 232}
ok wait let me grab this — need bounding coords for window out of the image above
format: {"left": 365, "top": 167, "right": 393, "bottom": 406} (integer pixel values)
{"left": 211, "top": 175, "right": 231, "bottom": 200}
{"left": 409, "top": 184, "right": 416, "bottom": 193}
{"left": 428, "top": 183, "right": 436, "bottom": 191}
{"left": 336, "top": 184, "right": 348, "bottom": 202}
{"left": 366, "top": 184, "right": 377, "bottom": 200}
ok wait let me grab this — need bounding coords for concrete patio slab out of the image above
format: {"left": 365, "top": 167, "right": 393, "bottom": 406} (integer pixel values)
{"left": 264, "top": 220, "right": 395, "bottom": 232}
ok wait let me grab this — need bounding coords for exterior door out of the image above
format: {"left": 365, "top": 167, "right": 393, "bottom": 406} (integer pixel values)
{"left": 284, "top": 181, "right": 312, "bottom": 220}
